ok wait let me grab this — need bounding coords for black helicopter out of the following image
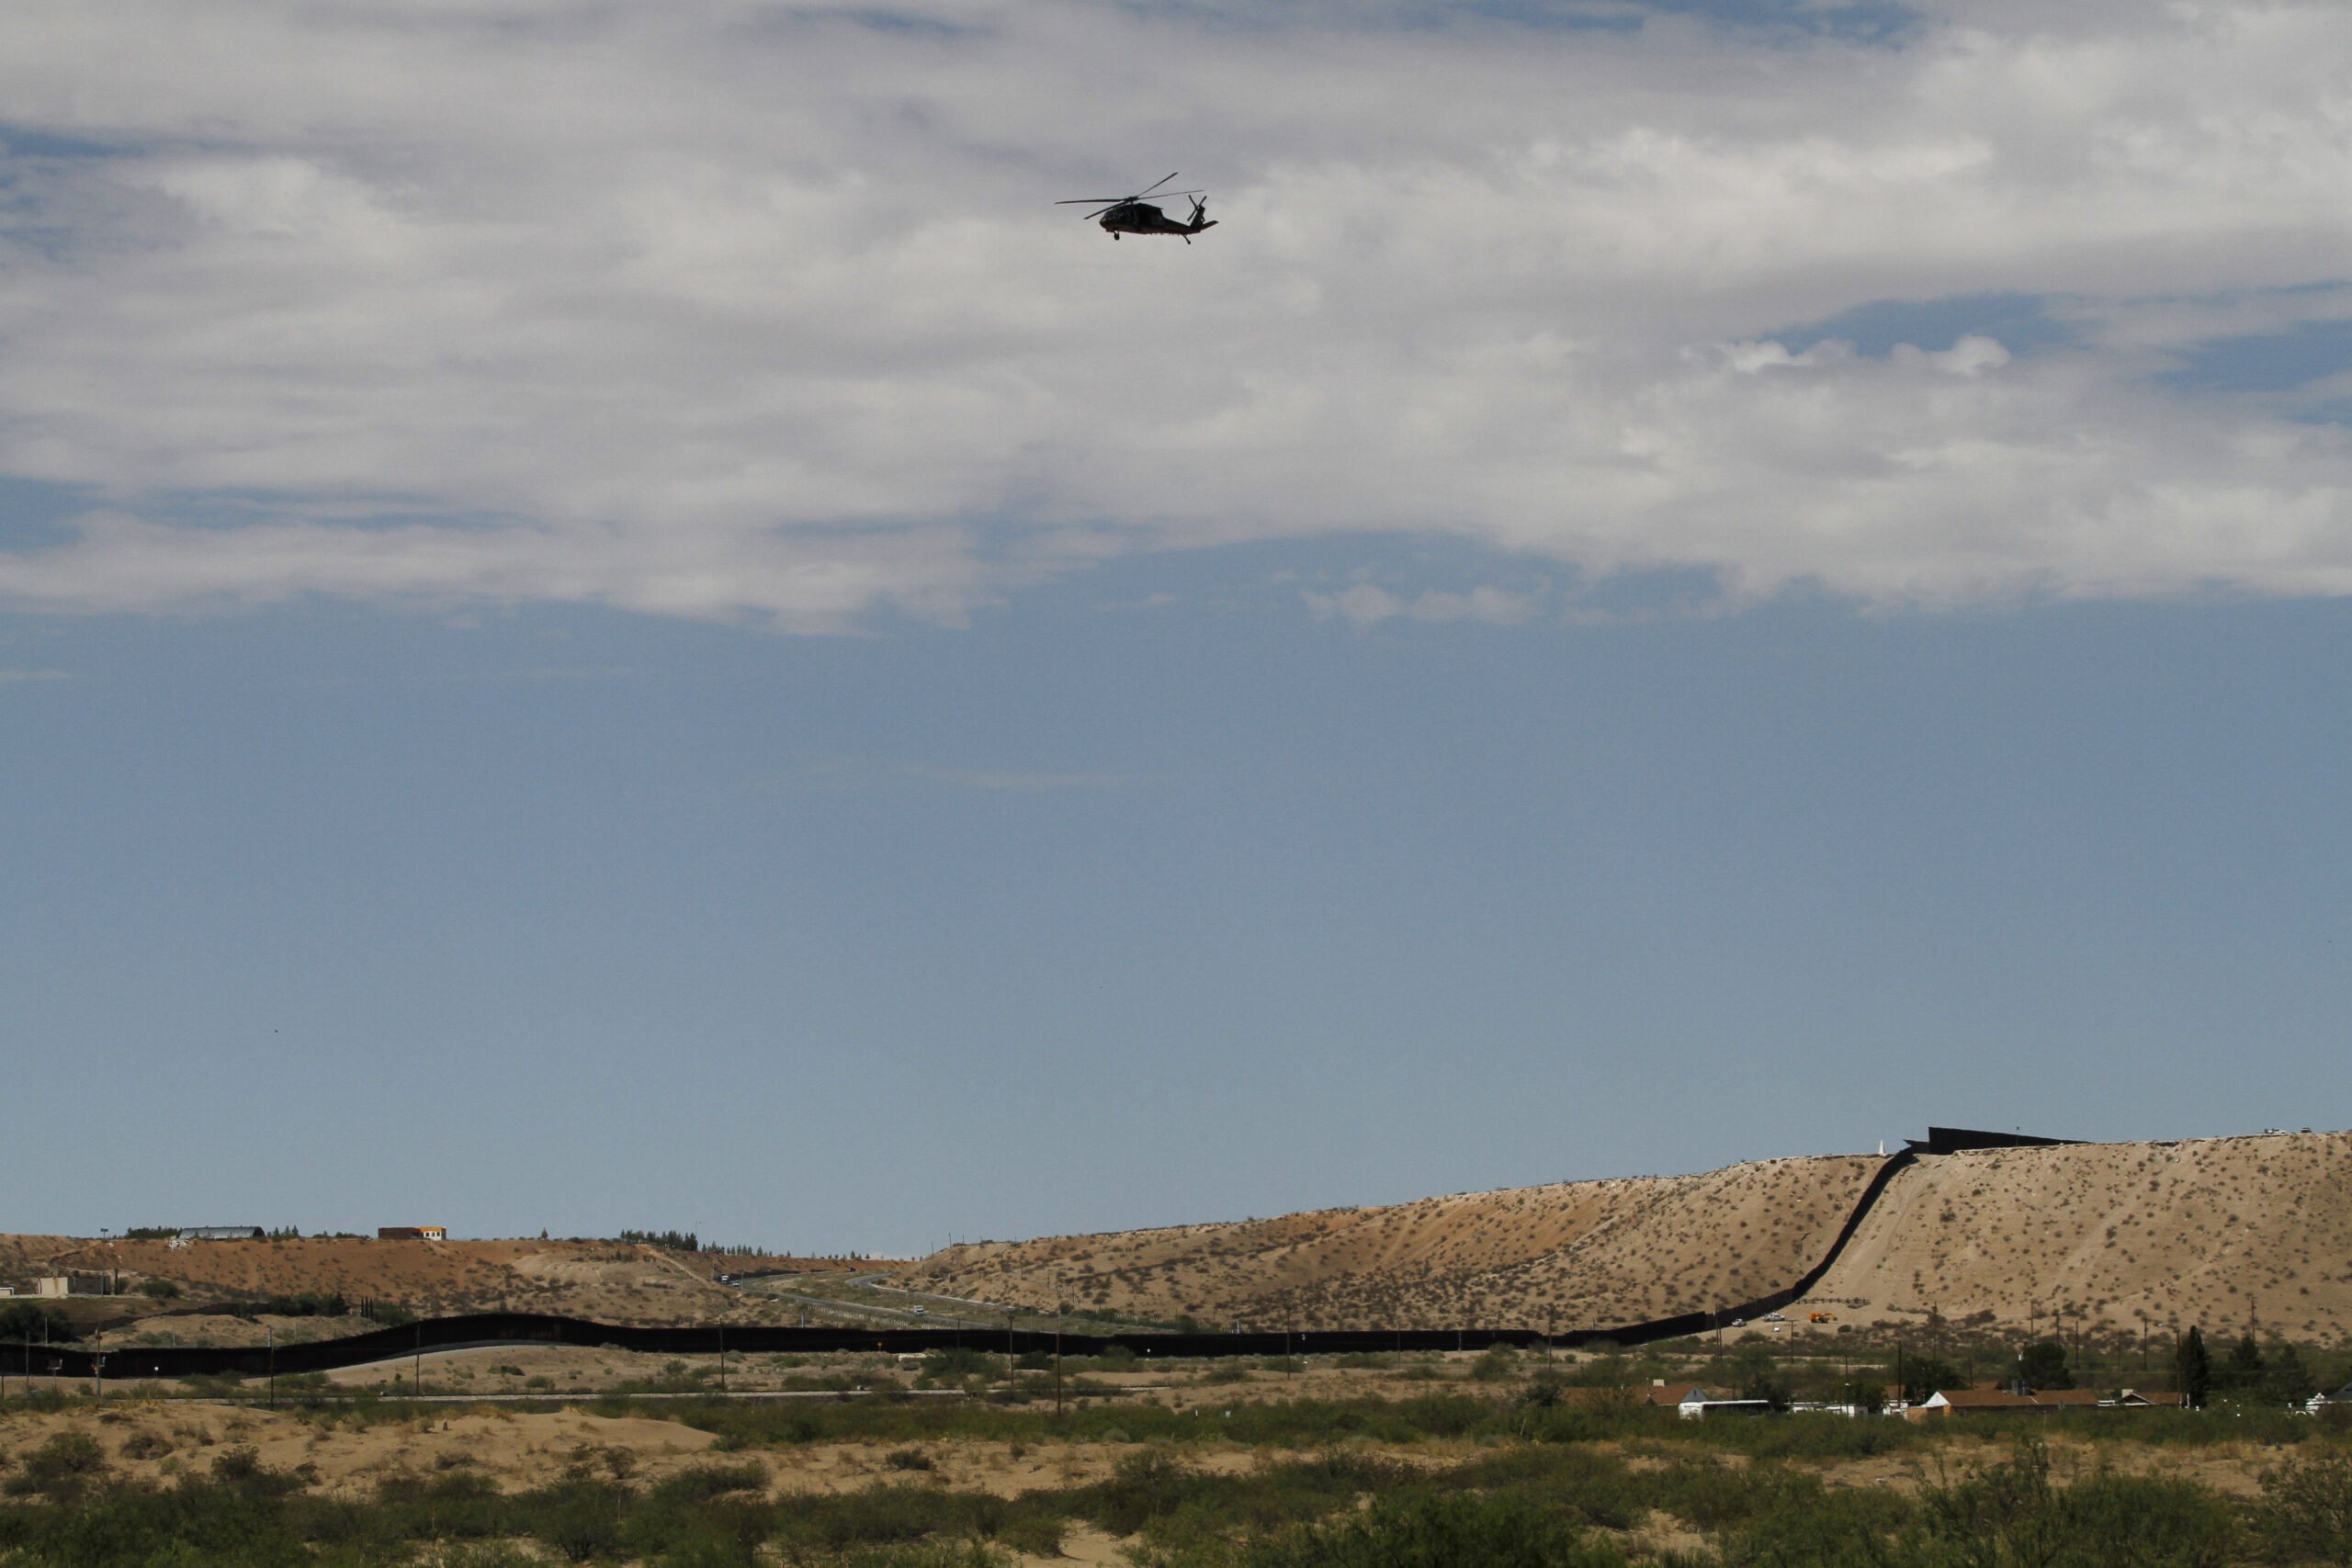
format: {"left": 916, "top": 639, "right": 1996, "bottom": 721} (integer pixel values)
{"left": 1057, "top": 173, "right": 1216, "bottom": 242}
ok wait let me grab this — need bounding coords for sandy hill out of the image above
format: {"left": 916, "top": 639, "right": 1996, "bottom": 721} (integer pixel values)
{"left": 0, "top": 1235, "right": 862, "bottom": 1330}
{"left": 907, "top": 1131, "right": 2352, "bottom": 1343}
{"left": 908, "top": 1154, "right": 1882, "bottom": 1332}
{"left": 1811, "top": 1132, "right": 2352, "bottom": 1344}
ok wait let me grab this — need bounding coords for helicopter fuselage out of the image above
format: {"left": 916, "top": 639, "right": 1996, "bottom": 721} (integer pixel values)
{"left": 1099, "top": 200, "right": 1216, "bottom": 239}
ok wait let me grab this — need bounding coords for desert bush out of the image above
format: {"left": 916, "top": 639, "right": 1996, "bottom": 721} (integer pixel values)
{"left": 1, "top": 1477, "right": 313, "bottom": 1567}
{"left": 1238, "top": 1492, "right": 1628, "bottom": 1568}
{"left": 2253, "top": 1446, "right": 2352, "bottom": 1565}
{"left": 1909, "top": 1439, "right": 2239, "bottom": 1568}
{"left": 772, "top": 1482, "right": 990, "bottom": 1555}
{"left": 517, "top": 1478, "right": 632, "bottom": 1563}
{"left": 343, "top": 1470, "right": 508, "bottom": 1543}
{"left": 1439, "top": 1444, "right": 1647, "bottom": 1532}
{"left": 4, "top": 1430, "right": 107, "bottom": 1500}
{"left": 920, "top": 1348, "right": 997, "bottom": 1382}
{"left": 1469, "top": 1348, "right": 1522, "bottom": 1382}
{"left": 654, "top": 1461, "right": 770, "bottom": 1502}
{"left": 884, "top": 1448, "right": 935, "bottom": 1472}
{"left": 118, "top": 1430, "right": 174, "bottom": 1461}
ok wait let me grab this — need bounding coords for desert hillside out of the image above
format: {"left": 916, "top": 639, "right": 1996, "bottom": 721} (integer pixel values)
{"left": 1808, "top": 1132, "right": 2352, "bottom": 1343}
{"left": 907, "top": 1154, "right": 1883, "bottom": 1332}
{"left": 0, "top": 1235, "right": 863, "bottom": 1334}
{"left": 907, "top": 1131, "right": 2352, "bottom": 1343}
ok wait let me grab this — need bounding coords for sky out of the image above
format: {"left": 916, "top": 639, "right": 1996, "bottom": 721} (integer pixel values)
{"left": 3, "top": 0, "right": 2349, "bottom": 1256}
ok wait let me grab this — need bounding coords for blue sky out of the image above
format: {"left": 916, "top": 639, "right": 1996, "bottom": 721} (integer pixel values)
{"left": 3, "top": 0, "right": 2350, "bottom": 1253}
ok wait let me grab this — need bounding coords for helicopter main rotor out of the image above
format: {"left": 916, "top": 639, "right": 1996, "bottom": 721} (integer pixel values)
{"left": 1055, "top": 171, "right": 1202, "bottom": 220}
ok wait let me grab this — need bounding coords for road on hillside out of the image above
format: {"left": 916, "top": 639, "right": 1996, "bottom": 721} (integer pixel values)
{"left": 850, "top": 1274, "right": 1174, "bottom": 1337}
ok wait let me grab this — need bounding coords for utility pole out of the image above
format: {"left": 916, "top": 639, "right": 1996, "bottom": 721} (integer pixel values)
{"left": 267, "top": 1325, "right": 277, "bottom": 1411}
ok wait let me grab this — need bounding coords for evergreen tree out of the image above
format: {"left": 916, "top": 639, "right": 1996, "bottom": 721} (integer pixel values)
{"left": 2263, "top": 1341, "right": 2312, "bottom": 1407}
{"left": 2226, "top": 1331, "right": 2267, "bottom": 1389}
{"left": 2019, "top": 1339, "right": 2073, "bottom": 1390}
{"left": 1901, "top": 1355, "right": 1963, "bottom": 1404}
{"left": 2177, "top": 1325, "right": 2212, "bottom": 1408}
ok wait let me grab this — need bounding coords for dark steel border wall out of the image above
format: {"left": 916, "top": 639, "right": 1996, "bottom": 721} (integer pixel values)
{"left": 13, "top": 1150, "right": 1934, "bottom": 1382}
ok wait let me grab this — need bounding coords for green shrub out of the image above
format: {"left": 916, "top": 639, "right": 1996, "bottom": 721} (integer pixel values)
{"left": 1910, "top": 1439, "right": 2239, "bottom": 1568}
{"left": 653, "top": 1461, "right": 770, "bottom": 1502}
{"left": 2253, "top": 1447, "right": 2352, "bottom": 1566}
{"left": 6, "top": 1430, "right": 107, "bottom": 1500}
{"left": 1440, "top": 1445, "right": 1647, "bottom": 1532}
{"left": 1238, "top": 1493, "right": 1628, "bottom": 1568}
{"left": 0, "top": 1302, "right": 79, "bottom": 1343}
{"left": 519, "top": 1479, "right": 631, "bottom": 1563}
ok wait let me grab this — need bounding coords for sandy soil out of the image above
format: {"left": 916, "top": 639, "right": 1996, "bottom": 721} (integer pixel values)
{"left": 906, "top": 1132, "right": 2352, "bottom": 1340}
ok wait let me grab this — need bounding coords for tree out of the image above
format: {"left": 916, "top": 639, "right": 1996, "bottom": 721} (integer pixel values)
{"left": 2177, "top": 1325, "right": 2212, "bottom": 1409}
{"left": 2264, "top": 1341, "right": 2313, "bottom": 1408}
{"left": 0, "top": 1302, "right": 77, "bottom": 1342}
{"left": 2019, "top": 1339, "right": 2073, "bottom": 1390}
{"left": 2229, "top": 1335, "right": 2267, "bottom": 1392}
{"left": 1733, "top": 1340, "right": 1792, "bottom": 1411}
{"left": 1902, "top": 1355, "right": 1964, "bottom": 1404}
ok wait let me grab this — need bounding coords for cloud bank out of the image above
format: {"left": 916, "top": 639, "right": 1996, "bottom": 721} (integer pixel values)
{"left": 0, "top": 0, "right": 2347, "bottom": 626}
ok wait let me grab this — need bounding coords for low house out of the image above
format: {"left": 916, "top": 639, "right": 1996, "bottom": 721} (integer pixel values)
{"left": 2117, "top": 1389, "right": 2186, "bottom": 1408}
{"left": 177, "top": 1226, "right": 265, "bottom": 1241}
{"left": 2303, "top": 1383, "right": 2352, "bottom": 1415}
{"left": 378, "top": 1226, "right": 447, "bottom": 1241}
{"left": 35, "top": 1272, "right": 116, "bottom": 1297}
{"left": 1643, "top": 1381, "right": 1773, "bottom": 1419}
{"left": 2030, "top": 1389, "right": 2102, "bottom": 1411}
{"left": 1909, "top": 1384, "right": 2103, "bottom": 1419}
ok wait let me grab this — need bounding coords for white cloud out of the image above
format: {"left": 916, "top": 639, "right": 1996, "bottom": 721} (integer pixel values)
{"left": 0, "top": 0, "right": 2348, "bottom": 623}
